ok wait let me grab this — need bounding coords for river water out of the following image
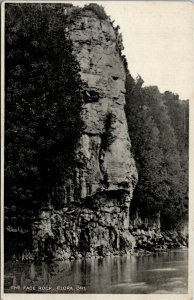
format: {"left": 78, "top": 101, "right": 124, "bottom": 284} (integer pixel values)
{"left": 4, "top": 249, "right": 188, "bottom": 294}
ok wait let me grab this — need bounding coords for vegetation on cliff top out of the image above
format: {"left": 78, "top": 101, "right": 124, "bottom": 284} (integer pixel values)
{"left": 82, "top": 3, "right": 108, "bottom": 19}
{"left": 70, "top": 3, "right": 108, "bottom": 20}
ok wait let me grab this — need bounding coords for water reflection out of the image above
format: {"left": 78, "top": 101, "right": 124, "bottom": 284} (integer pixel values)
{"left": 4, "top": 250, "right": 188, "bottom": 294}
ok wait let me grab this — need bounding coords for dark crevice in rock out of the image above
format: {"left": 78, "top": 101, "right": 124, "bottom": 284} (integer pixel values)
{"left": 112, "top": 76, "right": 119, "bottom": 80}
{"left": 83, "top": 89, "right": 99, "bottom": 103}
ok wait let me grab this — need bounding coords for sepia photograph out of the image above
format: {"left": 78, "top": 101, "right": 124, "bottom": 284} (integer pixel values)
{"left": 1, "top": 0, "right": 192, "bottom": 298}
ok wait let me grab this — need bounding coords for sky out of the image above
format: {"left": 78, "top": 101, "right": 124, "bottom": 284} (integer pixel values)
{"left": 73, "top": 1, "right": 193, "bottom": 100}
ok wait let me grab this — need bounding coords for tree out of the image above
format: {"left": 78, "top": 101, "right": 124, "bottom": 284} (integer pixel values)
{"left": 162, "top": 91, "right": 189, "bottom": 221}
{"left": 5, "top": 3, "right": 84, "bottom": 254}
{"left": 125, "top": 77, "right": 165, "bottom": 219}
{"left": 125, "top": 75, "right": 187, "bottom": 229}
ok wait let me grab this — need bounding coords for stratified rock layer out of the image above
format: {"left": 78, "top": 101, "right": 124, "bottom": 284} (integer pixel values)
{"left": 30, "top": 8, "right": 138, "bottom": 260}
{"left": 68, "top": 11, "right": 137, "bottom": 197}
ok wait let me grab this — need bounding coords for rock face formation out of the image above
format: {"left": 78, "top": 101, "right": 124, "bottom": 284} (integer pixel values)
{"left": 30, "top": 8, "right": 138, "bottom": 260}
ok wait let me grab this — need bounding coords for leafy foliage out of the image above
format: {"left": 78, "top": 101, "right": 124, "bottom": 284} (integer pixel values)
{"left": 70, "top": 3, "right": 108, "bottom": 20}
{"left": 83, "top": 3, "right": 108, "bottom": 20}
{"left": 162, "top": 91, "right": 189, "bottom": 219}
{"left": 125, "top": 74, "right": 188, "bottom": 230}
{"left": 5, "top": 4, "right": 84, "bottom": 226}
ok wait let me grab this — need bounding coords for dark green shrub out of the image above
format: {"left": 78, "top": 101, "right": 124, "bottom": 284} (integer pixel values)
{"left": 83, "top": 3, "right": 108, "bottom": 20}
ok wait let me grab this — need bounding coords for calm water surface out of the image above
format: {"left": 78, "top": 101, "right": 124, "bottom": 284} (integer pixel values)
{"left": 4, "top": 249, "right": 188, "bottom": 294}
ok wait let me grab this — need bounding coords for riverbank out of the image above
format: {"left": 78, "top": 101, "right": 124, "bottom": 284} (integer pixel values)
{"left": 131, "top": 226, "right": 188, "bottom": 253}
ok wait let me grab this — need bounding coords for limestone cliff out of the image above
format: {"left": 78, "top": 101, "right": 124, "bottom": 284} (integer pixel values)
{"left": 30, "top": 7, "right": 138, "bottom": 260}
{"left": 69, "top": 10, "right": 137, "bottom": 197}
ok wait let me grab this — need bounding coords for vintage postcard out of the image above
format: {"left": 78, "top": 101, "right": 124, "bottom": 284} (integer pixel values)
{"left": 1, "top": 1, "right": 193, "bottom": 299}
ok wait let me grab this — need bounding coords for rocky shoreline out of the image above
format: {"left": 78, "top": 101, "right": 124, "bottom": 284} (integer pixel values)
{"left": 131, "top": 226, "right": 188, "bottom": 253}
